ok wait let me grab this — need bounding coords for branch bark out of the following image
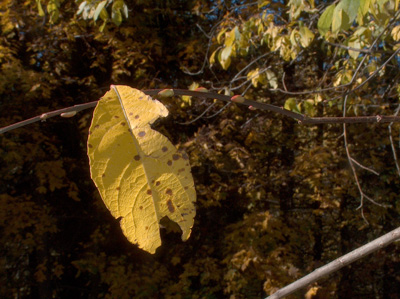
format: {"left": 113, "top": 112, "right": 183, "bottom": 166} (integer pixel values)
{"left": 2, "top": 88, "right": 400, "bottom": 135}
{"left": 265, "top": 226, "right": 400, "bottom": 299}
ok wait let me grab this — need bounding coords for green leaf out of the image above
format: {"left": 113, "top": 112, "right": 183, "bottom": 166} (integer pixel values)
{"left": 337, "top": 0, "right": 360, "bottom": 24}
{"left": 87, "top": 86, "right": 196, "bottom": 254}
{"left": 284, "top": 98, "right": 301, "bottom": 113}
{"left": 36, "top": 0, "right": 45, "bottom": 17}
{"left": 47, "top": 0, "right": 60, "bottom": 23}
{"left": 99, "top": 20, "right": 107, "bottom": 32}
{"left": 318, "top": 3, "right": 335, "bottom": 36}
{"left": 112, "top": 9, "right": 122, "bottom": 26}
{"left": 299, "top": 26, "right": 315, "bottom": 48}
{"left": 357, "top": 0, "right": 371, "bottom": 24}
{"left": 258, "top": 0, "right": 270, "bottom": 8}
{"left": 94, "top": 0, "right": 107, "bottom": 21}
{"left": 331, "top": 9, "right": 341, "bottom": 34}
{"left": 303, "top": 99, "right": 316, "bottom": 116}
{"left": 348, "top": 37, "right": 361, "bottom": 60}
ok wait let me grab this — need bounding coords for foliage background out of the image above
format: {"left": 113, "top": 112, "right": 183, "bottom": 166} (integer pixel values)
{"left": 1, "top": 0, "right": 400, "bottom": 298}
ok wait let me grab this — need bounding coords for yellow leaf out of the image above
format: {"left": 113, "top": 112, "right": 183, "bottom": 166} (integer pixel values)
{"left": 247, "top": 68, "right": 260, "bottom": 87}
{"left": 182, "top": 82, "right": 198, "bottom": 106}
{"left": 87, "top": 86, "right": 196, "bottom": 254}
{"left": 305, "top": 286, "right": 320, "bottom": 299}
{"left": 391, "top": 25, "right": 400, "bottom": 41}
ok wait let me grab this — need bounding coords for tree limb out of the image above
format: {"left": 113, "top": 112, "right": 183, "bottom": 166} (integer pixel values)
{"left": 2, "top": 88, "right": 400, "bottom": 134}
{"left": 265, "top": 226, "right": 400, "bottom": 299}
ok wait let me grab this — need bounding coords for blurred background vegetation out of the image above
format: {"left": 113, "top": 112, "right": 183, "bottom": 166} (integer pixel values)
{"left": 1, "top": 0, "right": 400, "bottom": 298}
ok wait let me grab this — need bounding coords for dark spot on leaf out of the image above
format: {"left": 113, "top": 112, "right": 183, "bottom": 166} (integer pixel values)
{"left": 138, "top": 131, "right": 146, "bottom": 137}
{"left": 129, "top": 112, "right": 133, "bottom": 115}
{"left": 178, "top": 168, "right": 185, "bottom": 173}
{"left": 95, "top": 125, "right": 100, "bottom": 129}
{"left": 114, "top": 115, "right": 119, "bottom": 119}
{"left": 102, "top": 173, "right": 106, "bottom": 177}
{"left": 156, "top": 181, "right": 160, "bottom": 186}
{"left": 186, "top": 163, "right": 189, "bottom": 167}
{"left": 182, "top": 153, "right": 189, "bottom": 160}
{"left": 134, "top": 155, "right": 141, "bottom": 161}
{"left": 127, "top": 129, "right": 131, "bottom": 132}
{"left": 184, "top": 186, "right": 189, "bottom": 190}
{"left": 167, "top": 200, "right": 175, "bottom": 213}
{"left": 147, "top": 189, "right": 152, "bottom": 195}
{"left": 121, "top": 122, "right": 126, "bottom": 126}
{"left": 88, "top": 131, "right": 92, "bottom": 135}
{"left": 116, "top": 187, "right": 120, "bottom": 190}
{"left": 145, "top": 226, "right": 149, "bottom": 230}
{"left": 151, "top": 180, "right": 155, "bottom": 184}
{"left": 162, "top": 146, "right": 168, "bottom": 152}
{"left": 139, "top": 96, "right": 143, "bottom": 100}
{"left": 166, "top": 188, "right": 173, "bottom": 195}
{"left": 135, "top": 115, "right": 139, "bottom": 119}
{"left": 181, "top": 213, "right": 187, "bottom": 217}
{"left": 88, "top": 144, "right": 93, "bottom": 148}
{"left": 167, "top": 160, "right": 172, "bottom": 166}
{"left": 172, "top": 154, "right": 180, "bottom": 160}
{"left": 139, "top": 206, "right": 143, "bottom": 210}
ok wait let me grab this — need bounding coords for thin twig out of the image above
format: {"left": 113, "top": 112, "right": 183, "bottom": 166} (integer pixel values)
{"left": 350, "top": 157, "right": 379, "bottom": 176}
{"left": 388, "top": 105, "right": 400, "bottom": 177}
{"left": 204, "top": 102, "right": 231, "bottom": 119}
{"left": 176, "top": 102, "right": 217, "bottom": 125}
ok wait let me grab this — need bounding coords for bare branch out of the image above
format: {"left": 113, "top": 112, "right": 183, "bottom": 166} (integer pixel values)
{"left": 3, "top": 89, "right": 400, "bottom": 134}
{"left": 350, "top": 157, "right": 379, "bottom": 176}
{"left": 265, "top": 226, "right": 400, "bottom": 299}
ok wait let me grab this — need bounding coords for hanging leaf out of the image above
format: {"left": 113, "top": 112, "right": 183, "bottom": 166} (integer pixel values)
{"left": 36, "top": 0, "right": 45, "bottom": 17}
{"left": 318, "top": 3, "right": 335, "bottom": 36}
{"left": 94, "top": 0, "right": 107, "bottom": 21}
{"left": 87, "top": 85, "right": 196, "bottom": 254}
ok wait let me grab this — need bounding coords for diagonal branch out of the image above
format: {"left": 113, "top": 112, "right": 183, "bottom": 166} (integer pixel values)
{"left": 265, "top": 226, "right": 400, "bottom": 299}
